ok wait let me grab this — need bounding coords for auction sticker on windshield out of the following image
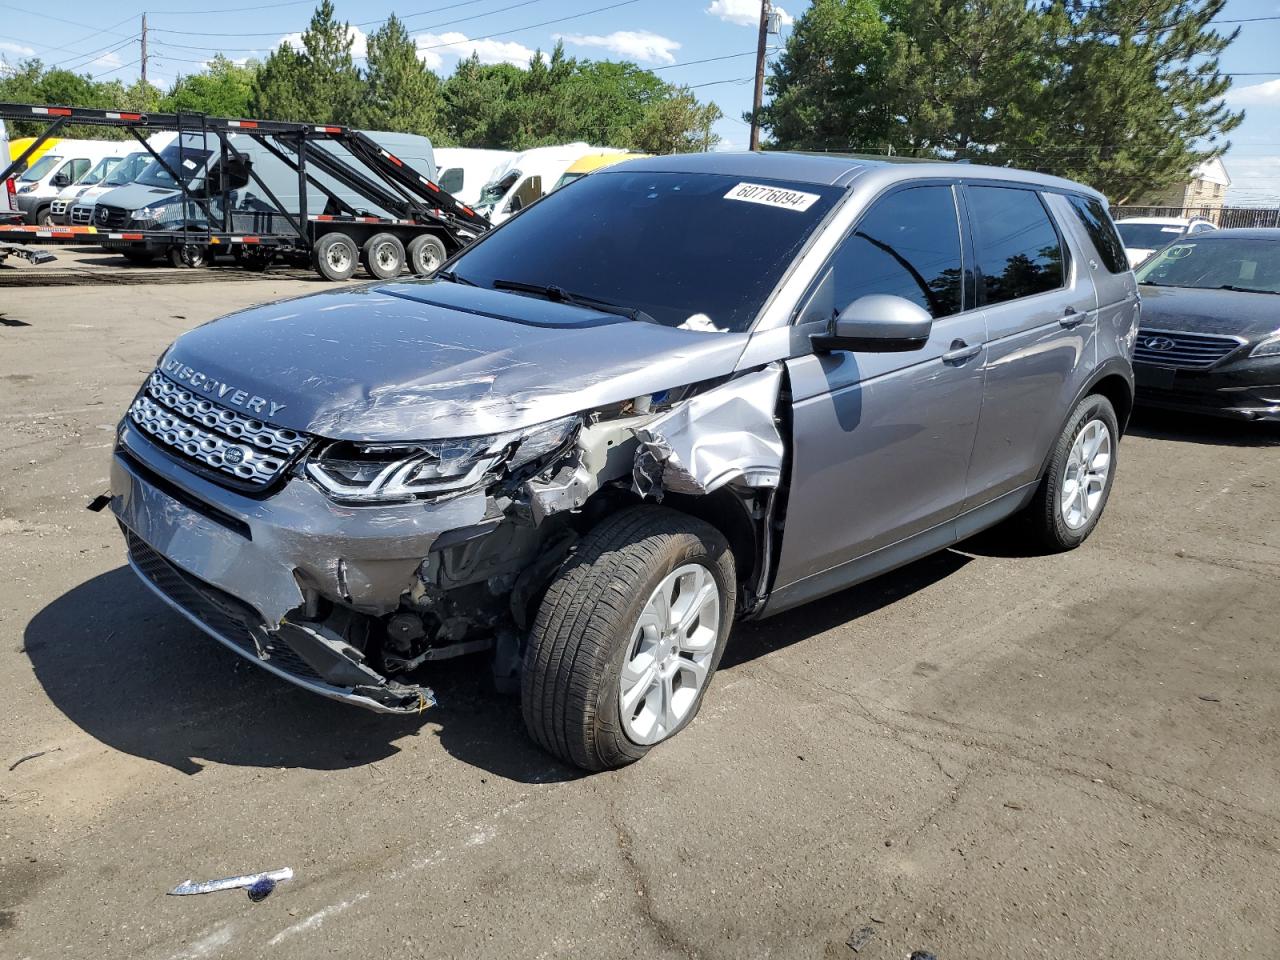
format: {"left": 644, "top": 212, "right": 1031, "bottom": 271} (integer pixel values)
{"left": 724, "top": 182, "right": 820, "bottom": 212}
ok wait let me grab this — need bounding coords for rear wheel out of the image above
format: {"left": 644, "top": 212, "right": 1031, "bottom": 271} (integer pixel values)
{"left": 521, "top": 507, "right": 735, "bottom": 771}
{"left": 312, "top": 232, "right": 358, "bottom": 281}
{"left": 406, "top": 233, "right": 448, "bottom": 275}
{"left": 361, "top": 232, "right": 405, "bottom": 280}
{"left": 1026, "top": 393, "right": 1119, "bottom": 550}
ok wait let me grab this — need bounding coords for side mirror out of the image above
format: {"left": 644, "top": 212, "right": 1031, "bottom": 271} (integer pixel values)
{"left": 210, "top": 156, "right": 251, "bottom": 193}
{"left": 811, "top": 294, "right": 933, "bottom": 353}
{"left": 51, "top": 172, "right": 71, "bottom": 187}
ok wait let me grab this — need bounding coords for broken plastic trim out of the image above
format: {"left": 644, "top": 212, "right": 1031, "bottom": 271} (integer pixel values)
{"left": 631, "top": 364, "right": 784, "bottom": 499}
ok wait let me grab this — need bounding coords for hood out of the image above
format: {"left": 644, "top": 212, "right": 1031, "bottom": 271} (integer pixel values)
{"left": 1139, "top": 284, "right": 1280, "bottom": 342}
{"left": 158, "top": 280, "right": 750, "bottom": 441}
{"left": 74, "top": 184, "right": 116, "bottom": 204}
{"left": 94, "top": 182, "right": 180, "bottom": 209}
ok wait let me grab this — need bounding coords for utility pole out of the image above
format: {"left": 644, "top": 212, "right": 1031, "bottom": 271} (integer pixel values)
{"left": 140, "top": 14, "right": 148, "bottom": 86}
{"left": 749, "top": 0, "right": 770, "bottom": 150}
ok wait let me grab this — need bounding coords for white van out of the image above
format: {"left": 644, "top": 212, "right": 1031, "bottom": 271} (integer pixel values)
{"left": 433, "top": 148, "right": 514, "bottom": 206}
{"left": 474, "top": 143, "right": 621, "bottom": 224}
{"left": 14, "top": 139, "right": 128, "bottom": 225}
{"left": 0, "top": 119, "right": 17, "bottom": 222}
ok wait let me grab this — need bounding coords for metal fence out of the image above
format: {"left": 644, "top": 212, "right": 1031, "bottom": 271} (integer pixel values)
{"left": 1112, "top": 205, "right": 1280, "bottom": 229}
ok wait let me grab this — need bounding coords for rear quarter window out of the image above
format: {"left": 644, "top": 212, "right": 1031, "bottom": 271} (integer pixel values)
{"left": 1067, "top": 195, "right": 1129, "bottom": 273}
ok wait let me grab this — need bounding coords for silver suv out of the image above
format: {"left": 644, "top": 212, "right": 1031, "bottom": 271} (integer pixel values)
{"left": 109, "top": 153, "right": 1138, "bottom": 770}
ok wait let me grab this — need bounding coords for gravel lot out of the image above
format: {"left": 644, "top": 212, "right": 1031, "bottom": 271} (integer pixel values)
{"left": 2, "top": 249, "right": 1279, "bottom": 959}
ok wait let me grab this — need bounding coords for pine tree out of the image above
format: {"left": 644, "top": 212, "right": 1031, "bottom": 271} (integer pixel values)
{"left": 254, "top": 1, "right": 360, "bottom": 125}
{"left": 357, "top": 14, "right": 446, "bottom": 140}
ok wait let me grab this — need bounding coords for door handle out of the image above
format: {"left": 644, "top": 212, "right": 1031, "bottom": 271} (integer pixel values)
{"left": 1060, "top": 307, "right": 1086, "bottom": 328}
{"left": 942, "top": 340, "right": 981, "bottom": 364}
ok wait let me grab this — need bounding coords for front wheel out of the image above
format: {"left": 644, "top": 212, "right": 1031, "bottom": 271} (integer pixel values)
{"left": 312, "top": 232, "right": 358, "bottom": 281}
{"left": 522, "top": 507, "right": 736, "bottom": 771}
{"left": 1026, "top": 393, "right": 1119, "bottom": 550}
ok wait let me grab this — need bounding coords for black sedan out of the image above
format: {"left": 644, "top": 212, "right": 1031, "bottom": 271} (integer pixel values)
{"left": 1133, "top": 228, "right": 1280, "bottom": 421}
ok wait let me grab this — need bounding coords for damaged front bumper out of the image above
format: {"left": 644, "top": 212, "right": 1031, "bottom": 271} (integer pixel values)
{"left": 109, "top": 424, "right": 491, "bottom": 712}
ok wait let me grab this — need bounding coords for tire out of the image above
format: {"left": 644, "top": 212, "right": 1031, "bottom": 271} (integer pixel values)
{"left": 406, "top": 234, "right": 448, "bottom": 275}
{"left": 35, "top": 205, "right": 53, "bottom": 227}
{"left": 361, "top": 232, "right": 405, "bottom": 280}
{"left": 312, "top": 232, "right": 358, "bottom": 281}
{"left": 167, "top": 244, "right": 208, "bottom": 268}
{"left": 522, "top": 506, "right": 736, "bottom": 771}
{"left": 121, "top": 250, "right": 156, "bottom": 266}
{"left": 1026, "top": 393, "right": 1119, "bottom": 551}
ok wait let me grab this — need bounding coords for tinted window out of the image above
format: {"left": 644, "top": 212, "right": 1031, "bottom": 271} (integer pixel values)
{"left": 1116, "top": 221, "right": 1186, "bottom": 249}
{"left": 802, "top": 185, "right": 964, "bottom": 323}
{"left": 136, "top": 146, "right": 213, "bottom": 189}
{"left": 448, "top": 171, "right": 842, "bottom": 332}
{"left": 1067, "top": 195, "right": 1128, "bottom": 273}
{"left": 439, "top": 166, "right": 464, "bottom": 194}
{"left": 969, "top": 186, "right": 1065, "bottom": 304}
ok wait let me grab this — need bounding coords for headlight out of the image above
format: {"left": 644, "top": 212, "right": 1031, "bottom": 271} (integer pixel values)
{"left": 132, "top": 205, "right": 163, "bottom": 220}
{"left": 17, "top": 184, "right": 35, "bottom": 194}
{"left": 305, "top": 415, "right": 579, "bottom": 503}
{"left": 1250, "top": 334, "right": 1280, "bottom": 358}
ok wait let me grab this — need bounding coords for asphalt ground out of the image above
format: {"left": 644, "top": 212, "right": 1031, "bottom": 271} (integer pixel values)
{"left": 2, "top": 250, "right": 1278, "bottom": 959}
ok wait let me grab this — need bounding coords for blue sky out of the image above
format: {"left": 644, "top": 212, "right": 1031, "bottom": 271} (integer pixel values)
{"left": 1, "top": 0, "right": 1278, "bottom": 204}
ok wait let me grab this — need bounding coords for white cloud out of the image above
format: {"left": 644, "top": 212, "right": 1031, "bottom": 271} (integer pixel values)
{"left": 413, "top": 31, "right": 535, "bottom": 70}
{"left": 556, "top": 30, "right": 681, "bottom": 64}
{"left": 0, "top": 40, "right": 35, "bottom": 58}
{"left": 90, "top": 51, "right": 124, "bottom": 71}
{"left": 1227, "top": 78, "right": 1280, "bottom": 106}
{"left": 707, "top": 0, "right": 793, "bottom": 28}
{"left": 1224, "top": 153, "right": 1280, "bottom": 206}
{"left": 280, "top": 25, "right": 368, "bottom": 59}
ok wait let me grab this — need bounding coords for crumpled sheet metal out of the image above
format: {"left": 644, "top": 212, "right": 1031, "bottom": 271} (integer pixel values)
{"left": 632, "top": 364, "right": 784, "bottom": 498}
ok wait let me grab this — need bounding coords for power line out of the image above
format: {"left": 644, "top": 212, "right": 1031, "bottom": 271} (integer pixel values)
{"left": 413, "top": 0, "right": 641, "bottom": 52}
{"left": 0, "top": 3, "right": 136, "bottom": 38}
{"left": 149, "top": 0, "right": 315, "bottom": 14}
{"left": 150, "top": 0, "right": 547, "bottom": 38}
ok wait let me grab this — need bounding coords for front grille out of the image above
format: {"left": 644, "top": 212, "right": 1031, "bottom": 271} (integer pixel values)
{"left": 125, "top": 528, "right": 324, "bottom": 683}
{"left": 128, "top": 370, "right": 309, "bottom": 488}
{"left": 50, "top": 200, "right": 67, "bottom": 215}
{"left": 1134, "top": 329, "right": 1244, "bottom": 369}
{"left": 70, "top": 204, "right": 94, "bottom": 225}
{"left": 94, "top": 204, "right": 130, "bottom": 229}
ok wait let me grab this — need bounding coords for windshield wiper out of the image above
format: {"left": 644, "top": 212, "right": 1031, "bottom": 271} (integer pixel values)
{"left": 1217, "top": 284, "right": 1279, "bottom": 295}
{"left": 491, "top": 279, "right": 656, "bottom": 324}
{"left": 434, "top": 268, "right": 478, "bottom": 286}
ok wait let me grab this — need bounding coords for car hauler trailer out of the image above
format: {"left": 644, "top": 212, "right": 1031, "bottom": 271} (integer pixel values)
{"left": 0, "top": 103, "right": 490, "bottom": 279}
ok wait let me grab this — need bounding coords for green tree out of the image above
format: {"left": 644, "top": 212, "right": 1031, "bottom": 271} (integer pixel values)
{"left": 763, "top": 0, "right": 1243, "bottom": 200}
{"left": 630, "top": 86, "right": 723, "bottom": 153}
{"left": 442, "top": 55, "right": 523, "bottom": 147}
{"left": 163, "top": 56, "right": 258, "bottom": 117}
{"left": 254, "top": 0, "right": 360, "bottom": 124}
{"left": 358, "top": 14, "right": 446, "bottom": 140}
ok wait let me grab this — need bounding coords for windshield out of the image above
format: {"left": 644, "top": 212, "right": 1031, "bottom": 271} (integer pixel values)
{"left": 1117, "top": 222, "right": 1187, "bottom": 249}
{"left": 477, "top": 170, "right": 518, "bottom": 208}
{"left": 136, "top": 146, "right": 213, "bottom": 189}
{"left": 19, "top": 154, "right": 62, "bottom": 182}
{"left": 445, "top": 171, "right": 842, "bottom": 332}
{"left": 1136, "top": 237, "right": 1280, "bottom": 293}
{"left": 552, "top": 172, "right": 584, "bottom": 191}
{"left": 79, "top": 156, "right": 121, "bottom": 187}
{"left": 104, "top": 152, "right": 149, "bottom": 186}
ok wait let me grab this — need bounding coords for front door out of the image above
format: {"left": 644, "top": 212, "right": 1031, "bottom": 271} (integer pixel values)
{"left": 769, "top": 183, "right": 987, "bottom": 611}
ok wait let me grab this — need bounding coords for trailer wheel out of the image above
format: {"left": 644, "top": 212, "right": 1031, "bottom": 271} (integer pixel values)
{"left": 406, "top": 234, "right": 448, "bottom": 275}
{"left": 168, "top": 244, "right": 208, "bottom": 268}
{"left": 362, "top": 233, "right": 405, "bottom": 280}
{"left": 313, "top": 232, "right": 358, "bottom": 281}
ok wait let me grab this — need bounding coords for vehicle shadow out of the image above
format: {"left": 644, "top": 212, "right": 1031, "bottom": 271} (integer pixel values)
{"left": 1127, "top": 406, "right": 1280, "bottom": 447}
{"left": 30, "top": 551, "right": 978, "bottom": 782}
{"left": 23, "top": 567, "right": 579, "bottom": 784}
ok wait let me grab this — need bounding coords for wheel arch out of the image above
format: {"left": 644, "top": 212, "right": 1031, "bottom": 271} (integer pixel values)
{"left": 652, "top": 488, "right": 760, "bottom": 602}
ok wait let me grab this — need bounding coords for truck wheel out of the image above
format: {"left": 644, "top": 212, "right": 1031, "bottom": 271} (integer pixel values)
{"left": 312, "top": 232, "right": 358, "bottom": 281}
{"left": 1025, "top": 393, "right": 1119, "bottom": 551}
{"left": 406, "top": 234, "right": 447, "bottom": 275}
{"left": 522, "top": 507, "right": 736, "bottom": 771}
{"left": 167, "top": 244, "right": 208, "bottom": 268}
{"left": 362, "top": 232, "right": 405, "bottom": 280}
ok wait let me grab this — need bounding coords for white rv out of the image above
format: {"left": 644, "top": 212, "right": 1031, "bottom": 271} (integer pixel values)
{"left": 474, "top": 144, "right": 621, "bottom": 224}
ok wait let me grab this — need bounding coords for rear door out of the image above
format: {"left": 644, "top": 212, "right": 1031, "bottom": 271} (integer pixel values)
{"left": 962, "top": 184, "right": 1099, "bottom": 509}
{"left": 771, "top": 183, "right": 987, "bottom": 605}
